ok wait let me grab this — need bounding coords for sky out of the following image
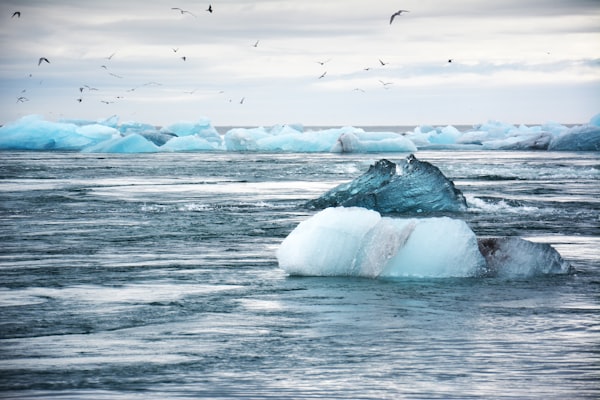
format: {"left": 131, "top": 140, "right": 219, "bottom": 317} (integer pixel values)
{"left": 0, "top": 0, "right": 599, "bottom": 127}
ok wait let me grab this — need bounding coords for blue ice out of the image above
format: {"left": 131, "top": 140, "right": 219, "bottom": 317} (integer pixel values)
{"left": 0, "top": 113, "right": 598, "bottom": 153}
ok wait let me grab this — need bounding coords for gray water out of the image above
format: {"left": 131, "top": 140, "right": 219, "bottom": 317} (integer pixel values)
{"left": 0, "top": 151, "right": 598, "bottom": 399}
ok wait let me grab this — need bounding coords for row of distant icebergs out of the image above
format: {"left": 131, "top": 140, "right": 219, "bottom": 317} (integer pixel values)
{"left": 1, "top": 113, "right": 599, "bottom": 153}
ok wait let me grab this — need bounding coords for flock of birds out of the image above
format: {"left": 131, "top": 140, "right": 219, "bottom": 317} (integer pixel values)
{"left": 11, "top": 6, "right": 454, "bottom": 108}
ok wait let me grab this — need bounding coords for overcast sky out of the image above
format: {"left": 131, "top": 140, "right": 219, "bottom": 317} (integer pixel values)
{"left": 1, "top": 0, "right": 599, "bottom": 127}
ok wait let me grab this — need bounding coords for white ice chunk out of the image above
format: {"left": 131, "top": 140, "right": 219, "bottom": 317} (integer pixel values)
{"left": 277, "top": 207, "right": 485, "bottom": 278}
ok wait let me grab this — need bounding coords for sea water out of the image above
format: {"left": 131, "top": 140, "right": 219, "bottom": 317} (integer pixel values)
{"left": 0, "top": 150, "right": 598, "bottom": 399}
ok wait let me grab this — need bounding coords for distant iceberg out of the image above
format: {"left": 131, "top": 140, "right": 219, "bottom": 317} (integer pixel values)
{"left": 1, "top": 113, "right": 598, "bottom": 153}
{"left": 306, "top": 155, "right": 467, "bottom": 213}
{"left": 277, "top": 207, "right": 571, "bottom": 279}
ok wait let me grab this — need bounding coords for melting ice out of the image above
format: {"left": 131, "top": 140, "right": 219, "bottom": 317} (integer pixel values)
{"left": 1, "top": 113, "right": 599, "bottom": 153}
{"left": 277, "top": 207, "right": 571, "bottom": 279}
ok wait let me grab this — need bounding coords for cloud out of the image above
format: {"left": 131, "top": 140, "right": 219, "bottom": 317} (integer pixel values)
{"left": 0, "top": 0, "right": 598, "bottom": 125}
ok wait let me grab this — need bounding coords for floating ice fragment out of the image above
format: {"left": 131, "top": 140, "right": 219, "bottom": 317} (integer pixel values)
{"left": 306, "top": 155, "right": 467, "bottom": 213}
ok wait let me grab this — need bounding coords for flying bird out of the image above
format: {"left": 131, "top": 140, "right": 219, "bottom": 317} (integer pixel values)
{"left": 16, "top": 96, "right": 28, "bottom": 103}
{"left": 171, "top": 7, "right": 196, "bottom": 17}
{"left": 240, "top": 97, "right": 245, "bottom": 104}
{"left": 105, "top": 52, "right": 116, "bottom": 60}
{"left": 172, "top": 47, "right": 179, "bottom": 52}
{"left": 316, "top": 59, "right": 331, "bottom": 66}
{"left": 12, "top": 11, "right": 21, "bottom": 18}
{"left": 389, "top": 9, "right": 409, "bottom": 24}
{"left": 379, "top": 59, "right": 388, "bottom": 66}
{"left": 181, "top": 56, "right": 187, "bottom": 61}
{"left": 448, "top": 59, "right": 453, "bottom": 63}
{"left": 318, "top": 71, "right": 327, "bottom": 79}
{"left": 38, "top": 57, "right": 50, "bottom": 66}
{"left": 252, "top": 40, "right": 259, "bottom": 48}
{"left": 206, "top": 4, "right": 213, "bottom": 13}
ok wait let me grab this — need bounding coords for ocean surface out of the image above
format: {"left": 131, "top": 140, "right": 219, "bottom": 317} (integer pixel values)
{"left": 0, "top": 150, "right": 598, "bottom": 399}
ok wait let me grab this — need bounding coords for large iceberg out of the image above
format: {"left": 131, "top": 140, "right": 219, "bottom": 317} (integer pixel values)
{"left": 1, "top": 113, "right": 599, "bottom": 153}
{"left": 223, "top": 126, "right": 416, "bottom": 153}
{"left": 277, "top": 207, "right": 571, "bottom": 279}
{"left": 306, "top": 155, "right": 467, "bottom": 213}
{"left": 277, "top": 207, "right": 486, "bottom": 278}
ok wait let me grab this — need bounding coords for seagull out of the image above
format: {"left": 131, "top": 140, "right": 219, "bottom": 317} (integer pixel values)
{"left": 379, "top": 80, "right": 393, "bottom": 87}
{"left": 448, "top": 59, "right": 453, "bottom": 63}
{"left": 318, "top": 71, "right": 327, "bottom": 79}
{"left": 12, "top": 11, "right": 21, "bottom": 18}
{"left": 172, "top": 47, "right": 179, "bottom": 52}
{"left": 240, "top": 97, "right": 245, "bottom": 104}
{"left": 38, "top": 57, "right": 50, "bottom": 66}
{"left": 171, "top": 7, "right": 196, "bottom": 17}
{"left": 206, "top": 4, "right": 213, "bottom": 13}
{"left": 181, "top": 56, "right": 187, "bottom": 61}
{"left": 105, "top": 52, "right": 116, "bottom": 60}
{"left": 16, "top": 96, "right": 28, "bottom": 103}
{"left": 109, "top": 72, "right": 123, "bottom": 78}
{"left": 252, "top": 40, "right": 259, "bottom": 48}
{"left": 76, "top": 98, "right": 82, "bottom": 103}
{"left": 379, "top": 59, "right": 388, "bottom": 66}
{"left": 316, "top": 59, "right": 331, "bottom": 66}
{"left": 353, "top": 88, "right": 365, "bottom": 93}
{"left": 390, "top": 9, "right": 409, "bottom": 24}
{"left": 363, "top": 67, "right": 372, "bottom": 71}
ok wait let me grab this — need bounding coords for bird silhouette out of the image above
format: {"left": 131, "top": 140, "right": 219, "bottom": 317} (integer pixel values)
{"left": 172, "top": 48, "right": 179, "bottom": 52}
{"left": 379, "top": 59, "right": 388, "bottom": 66}
{"left": 206, "top": 4, "right": 213, "bottom": 13}
{"left": 171, "top": 7, "right": 196, "bottom": 17}
{"left": 252, "top": 40, "right": 259, "bottom": 48}
{"left": 240, "top": 97, "right": 245, "bottom": 104}
{"left": 448, "top": 59, "right": 453, "bottom": 63}
{"left": 318, "top": 71, "right": 327, "bottom": 79}
{"left": 105, "top": 52, "right": 116, "bottom": 60}
{"left": 181, "top": 56, "right": 187, "bottom": 61}
{"left": 16, "top": 96, "right": 28, "bottom": 103}
{"left": 12, "top": 11, "right": 21, "bottom": 18}
{"left": 316, "top": 59, "right": 331, "bottom": 66}
{"left": 38, "top": 57, "right": 50, "bottom": 66}
{"left": 390, "top": 9, "right": 409, "bottom": 24}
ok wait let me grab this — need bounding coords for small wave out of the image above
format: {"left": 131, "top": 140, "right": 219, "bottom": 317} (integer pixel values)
{"left": 141, "top": 201, "right": 276, "bottom": 213}
{"left": 466, "top": 195, "right": 539, "bottom": 214}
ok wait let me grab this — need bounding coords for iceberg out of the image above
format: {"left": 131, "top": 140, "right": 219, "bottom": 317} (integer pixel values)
{"left": 306, "top": 154, "right": 467, "bottom": 213}
{"left": 82, "top": 133, "right": 159, "bottom": 153}
{"left": 0, "top": 115, "right": 116, "bottom": 151}
{"left": 277, "top": 207, "right": 486, "bottom": 278}
{"left": 1, "top": 113, "right": 599, "bottom": 153}
{"left": 478, "top": 237, "right": 571, "bottom": 277}
{"left": 548, "top": 124, "right": 600, "bottom": 151}
{"left": 277, "top": 207, "right": 571, "bottom": 279}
